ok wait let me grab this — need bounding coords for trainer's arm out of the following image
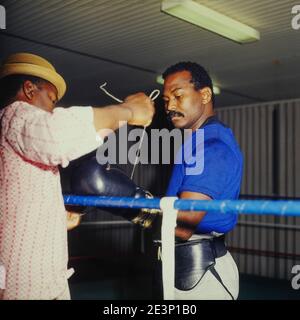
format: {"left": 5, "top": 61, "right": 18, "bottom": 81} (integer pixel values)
{"left": 92, "top": 104, "right": 132, "bottom": 132}
{"left": 3, "top": 93, "right": 154, "bottom": 167}
{"left": 92, "top": 92, "right": 154, "bottom": 132}
{"left": 175, "top": 191, "right": 211, "bottom": 241}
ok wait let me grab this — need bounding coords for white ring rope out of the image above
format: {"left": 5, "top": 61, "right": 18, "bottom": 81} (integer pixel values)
{"left": 99, "top": 82, "right": 123, "bottom": 103}
{"left": 99, "top": 82, "right": 160, "bottom": 105}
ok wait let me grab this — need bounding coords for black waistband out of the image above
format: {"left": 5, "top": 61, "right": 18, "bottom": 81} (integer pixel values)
{"left": 175, "top": 235, "right": 227, "bottom": 258}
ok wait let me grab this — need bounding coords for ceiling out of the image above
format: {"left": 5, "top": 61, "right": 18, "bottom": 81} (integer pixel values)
{"left": 0, "top": 0, "right": 300, "bottom": 107}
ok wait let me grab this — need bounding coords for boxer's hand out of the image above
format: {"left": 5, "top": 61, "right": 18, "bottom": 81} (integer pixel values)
{"left": 131, "top": 188, "right": 162, "bottom": 228}
{"left": 66, "top": 211, "right": 82, "bottom": 231}
{"left": 123, "top": 92, "right": 155, "bottom": 127}
{"left": 131, "top": 207, "right": 162, "bottom": 228}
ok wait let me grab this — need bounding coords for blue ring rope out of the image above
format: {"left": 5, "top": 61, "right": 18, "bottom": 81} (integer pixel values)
{"left": 63, "top": 195, "right": 300, "bottom": 216}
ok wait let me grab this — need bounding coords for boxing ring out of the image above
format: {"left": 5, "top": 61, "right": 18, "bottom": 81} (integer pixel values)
{"left": 64, "top": 195, "right": 300, "bottom": 216}
{"left": 64, "top": 195, "right": 300, "bottom": 299}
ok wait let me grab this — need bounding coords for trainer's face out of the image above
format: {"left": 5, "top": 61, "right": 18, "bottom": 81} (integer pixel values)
{"left": 163, "top": 70, "right": 206, "bottom": 131}
{"left": 34, "top": 82, "right": 58, "bottom": 112}
{"left": 23, "top": 80, "right": 58, "bottom": 112}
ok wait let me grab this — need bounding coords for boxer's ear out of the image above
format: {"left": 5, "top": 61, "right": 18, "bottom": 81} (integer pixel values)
{"left": 200, "top": 87, "right": 212, "bottom": 105}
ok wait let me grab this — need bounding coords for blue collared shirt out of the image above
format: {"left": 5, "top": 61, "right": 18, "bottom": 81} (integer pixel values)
{"left": 166, "top": 117, "right": 243, "bottom": 234}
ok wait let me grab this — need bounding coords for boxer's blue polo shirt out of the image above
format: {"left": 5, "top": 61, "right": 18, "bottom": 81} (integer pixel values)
{"left": 166, "top": 116, "right": 243, "bottom": 234}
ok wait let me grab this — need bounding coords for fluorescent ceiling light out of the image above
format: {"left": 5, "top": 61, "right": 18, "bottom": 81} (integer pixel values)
{"left": 213, "top": 85, "right": 220, "bottom": 95}
{"left": 161, "top": 0, "right": 260, "bottom": 44}
{"left": 156, "top": 75, "right": 164, "bottom": 85}
{"left": 156, "top": 75, "right": 221, "bottom": 95}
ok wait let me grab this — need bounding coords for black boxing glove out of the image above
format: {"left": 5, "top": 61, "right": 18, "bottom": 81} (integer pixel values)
{"left": 70, "top": 156, "right": 160, "bottom": 227}
{"left": 71, "top": 156, "right": 137, "bottom": 197}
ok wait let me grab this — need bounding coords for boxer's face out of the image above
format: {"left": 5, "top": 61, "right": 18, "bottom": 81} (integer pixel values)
{"left": 163, "top": 70, "right": 210, "bottom": 131}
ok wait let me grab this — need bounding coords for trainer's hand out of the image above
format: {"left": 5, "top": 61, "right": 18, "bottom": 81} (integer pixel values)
{"left": 66, "top": 211, "right": 82, "bottom": 231}
{"left": 123, "top": 92, "right": 155, "bottom": 126}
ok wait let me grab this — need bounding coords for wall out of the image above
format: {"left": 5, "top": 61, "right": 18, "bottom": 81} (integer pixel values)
{"left": 217, "top": 99, "right": 300, "bottom": 279}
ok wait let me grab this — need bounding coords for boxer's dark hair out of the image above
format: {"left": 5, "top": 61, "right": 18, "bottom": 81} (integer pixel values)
{"left": 0, "top": 74, "right": 48, "bottom": 108}
{"left": 162, "top": 61, "right": 215, "bottom": 105}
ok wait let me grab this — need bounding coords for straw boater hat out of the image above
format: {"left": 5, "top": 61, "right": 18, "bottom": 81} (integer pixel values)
{"left": 0, "top": 53, "right": 66, "bottom": 100}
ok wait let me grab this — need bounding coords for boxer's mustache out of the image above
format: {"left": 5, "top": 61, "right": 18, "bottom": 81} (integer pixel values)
{"left": 167, "top": 111, "right": 184, "bottom": 121}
